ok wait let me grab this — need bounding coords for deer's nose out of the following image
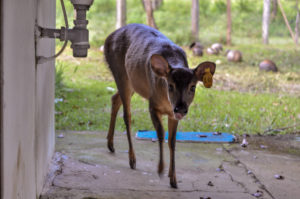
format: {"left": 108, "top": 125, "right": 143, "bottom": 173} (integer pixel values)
{"left": 174, "top": 106, "right": 188, "bottom": 114}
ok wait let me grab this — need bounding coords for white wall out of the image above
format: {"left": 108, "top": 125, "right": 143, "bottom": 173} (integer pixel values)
{"left": 2, "top": 0, "right": 55, "bottom": 198}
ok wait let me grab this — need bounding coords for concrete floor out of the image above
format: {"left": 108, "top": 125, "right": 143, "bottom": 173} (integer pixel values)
{"left": 40, "top": 131, "right": 300, "bottom": 199}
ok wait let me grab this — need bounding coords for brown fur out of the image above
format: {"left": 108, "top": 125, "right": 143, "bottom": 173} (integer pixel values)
{"left": 104, "top": 24, "right": 216, "bottom": 188}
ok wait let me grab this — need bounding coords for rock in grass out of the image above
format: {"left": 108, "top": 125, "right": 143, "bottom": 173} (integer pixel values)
{"left": 189, "top": 42, "right": 204, "bottom": 57}
{"left": 259, "top": 60, "right": 278, "bottom": 72}
{"left": 226, "top": 50, "right": 242, "bottom": 62}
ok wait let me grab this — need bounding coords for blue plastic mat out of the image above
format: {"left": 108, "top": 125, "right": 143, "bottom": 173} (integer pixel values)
{"left": 136, "top": 130, "right": 235, "bottom": 143}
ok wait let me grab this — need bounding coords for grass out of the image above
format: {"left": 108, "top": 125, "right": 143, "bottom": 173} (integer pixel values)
{"left": 55, "top": 43, "right": 300, "bottom": 135}
{"left": 54, "top": 0, "right": 300, "bottom": 135}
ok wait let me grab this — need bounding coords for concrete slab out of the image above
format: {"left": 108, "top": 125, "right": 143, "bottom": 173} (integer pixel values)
{"left": 41, "top": 131, "right": 300, "bottom": 199}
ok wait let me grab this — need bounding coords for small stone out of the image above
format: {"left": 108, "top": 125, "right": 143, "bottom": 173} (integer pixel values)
{"left": 247, "top": 170, "right": 253, "bottom": 175}
{"left": 151, "top": 138, "right": 157, "bottom": 142}
{"left": 207, "top": 181, "right": 214, "bottom": 186}
{"left": 216, "top": 168, "right": 223, "bottom": 172}
{"left": 252, "top": 190, "right": 263, "bottom": 197}
{"left": 274, "top": 174, "right": 284, "bottom": 180}
{"left": 240, "top": 138, "right": 248, "bottom": 147}
{"left": 57, "top": 133, "right": 64, "bottom": 138}
{"left": 61, "top": 154, "right": 68, "bottom": 160}
{"left": 243, "top": 134, "right": 250, "bottom": 138}
{"left": 260, "top": 145, "right": 268, "bottom": 149}
{"left": 115, "top": 170, "right": 121, "bottom": 174}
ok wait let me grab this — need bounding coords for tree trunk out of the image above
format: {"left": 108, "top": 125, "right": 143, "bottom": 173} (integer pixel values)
{"left": 271, "top": 0, "right": 278, "bottom": 20}
{"left": 144, "top": 0, "right": 158, "bottom": 29}
{"left": 142, "top": 0, "right": 163, "bottom": 11}
{"left": 262, "top": 0, "right": 271, "bottom": 44}
{"left": 226, "top": 0, "right": 232, "bottom": 46}
{"left": 296, "top": 0, "right": 299, "bottom": 45}
{"left": 191, "top": 0, "right": 199, "bottom": 41}
{"left": 116, "top": 0, "right": 126, "bottom": 29}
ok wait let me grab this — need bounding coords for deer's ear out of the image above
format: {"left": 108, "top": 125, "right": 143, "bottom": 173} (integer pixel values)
{"left": 194, "top": 61, "right": 216, "bottom": 81}
{"left": 150, "top": 54, "right": 170, "bottom": 77}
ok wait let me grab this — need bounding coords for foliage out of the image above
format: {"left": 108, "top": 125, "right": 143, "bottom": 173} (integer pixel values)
{"left": 56, "top": 0, "right": 300, "bottom": 46}
{"left": 55, "top": 45, "right": 300, "bottom": 135}
{"left": 55, "top": 61, "right": 66, "bottom": 97}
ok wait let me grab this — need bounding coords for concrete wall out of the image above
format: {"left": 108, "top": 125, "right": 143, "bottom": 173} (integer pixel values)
{"left": 2, "top": 0, "right": 55, "bottom": 198}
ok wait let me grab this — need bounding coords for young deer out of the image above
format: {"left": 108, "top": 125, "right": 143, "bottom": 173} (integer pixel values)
{"left": 104, "top": 24, "right": 216, "bottom": 188}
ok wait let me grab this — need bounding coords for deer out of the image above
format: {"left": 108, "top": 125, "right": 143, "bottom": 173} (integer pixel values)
{"left": 104, "top": 24, "right": 216, "bottom": 188}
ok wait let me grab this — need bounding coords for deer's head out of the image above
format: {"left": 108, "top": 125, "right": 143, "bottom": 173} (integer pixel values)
{"left": 151, "top": 54, "right": 216, "bottom": 120}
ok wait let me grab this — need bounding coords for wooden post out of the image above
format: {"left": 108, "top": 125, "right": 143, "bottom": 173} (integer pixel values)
{"left": 227, "top": 0, "right": 232, "bottom": 46}
{"left": 191, "top": 0, "right": 199, "bottom": 41}
{"left": 116, "top": 0, "right": 126, "bottom": 29}
{"left": 262, "top": 0, "right": 271, "bottom": 44}
{"left": 277, "top": 0, "right": 296, "bottom": 44}
{"left": 144, "top": 0, "right": 158, "bottom": 29}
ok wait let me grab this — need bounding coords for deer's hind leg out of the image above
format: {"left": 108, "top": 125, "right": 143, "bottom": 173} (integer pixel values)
{"left": 107, "top": 92, "right": 122, "bottom": 153}
{"left": 119, "top": 87, "right": 136, "bottom": 169}
{"left": 108, "top": 61, "right": 136, "bottom": 169}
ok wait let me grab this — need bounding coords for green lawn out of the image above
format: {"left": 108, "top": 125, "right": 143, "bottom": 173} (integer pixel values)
{"left": 55, "top": 43, "right": 300, "bottom": 135}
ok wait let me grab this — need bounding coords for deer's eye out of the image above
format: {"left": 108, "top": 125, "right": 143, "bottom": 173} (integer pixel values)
{"left": 190, "top": 85, "right": 196, "bottom": 92}
{"left": 168, "top": 84, "right": 174, "bottom": 92}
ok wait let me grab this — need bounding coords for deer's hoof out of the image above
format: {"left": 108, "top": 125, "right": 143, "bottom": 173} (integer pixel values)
{"left": 170, "top": 175, "right": 177, "bottom": 188}
{"left": 170, "top": 180, "right": 178, "bottom": 189}
{"left": 107, "top": 143, "right": 115, "bottom": 153}
{"left": 157, "top": 163, "right": 165, "bottom": 178}
{"left": 129, "top": 158, "right": 136, "bottom": 169}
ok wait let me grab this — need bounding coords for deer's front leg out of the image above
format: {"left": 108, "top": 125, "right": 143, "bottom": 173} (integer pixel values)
{"left": 149, "top": 104, "right": 165, "bottom": 176}
{"left": 168, "top": 117, "right": 178, "bottom": 188}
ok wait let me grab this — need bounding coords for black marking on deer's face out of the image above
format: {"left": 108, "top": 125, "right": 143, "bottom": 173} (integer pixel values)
{"left": 167, "top": 68, "right": 198, "bottom": 120}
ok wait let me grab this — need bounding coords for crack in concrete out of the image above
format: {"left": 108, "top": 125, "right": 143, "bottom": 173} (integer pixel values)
{"left": 222, "top": 145, "right": 276, "bottom": 199}
{"left": 219, "top": 162, "right": 250, "bottom": 194}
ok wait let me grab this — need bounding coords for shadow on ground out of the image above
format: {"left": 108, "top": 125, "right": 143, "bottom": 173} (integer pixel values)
{"left": 40, "top": 131, "right": 300, "bottom": 199}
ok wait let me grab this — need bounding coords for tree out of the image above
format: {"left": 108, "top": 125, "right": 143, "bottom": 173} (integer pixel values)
{"left": 296, "top": 0, "right": 299, "bottom": 45}
{"left": 262, "top": 0, "right": 271, "bottom": 44}
{"left": 271, "top": 0, "right": 278, "bottom": 20}
{"left": 227, "top": 0, "right": 232, "bottom": 45}
{"left": 116, "top": 0, "right": 126, "bottom": 29}
{"left": 142, "top": 0, "right": 163, "bottom": 11}
{"left": 191, "top": 0, "right": 199, "bottom": 41}
{"left": 144, "top": 0, "right": 158, "bottom": 29}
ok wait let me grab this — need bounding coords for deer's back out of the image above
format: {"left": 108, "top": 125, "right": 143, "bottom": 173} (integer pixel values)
{"left": 104, "top": 24, "right": 188, "bottom": 99}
